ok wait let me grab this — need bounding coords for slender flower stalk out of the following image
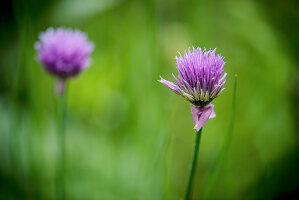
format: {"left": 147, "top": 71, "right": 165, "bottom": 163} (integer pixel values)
{"left": 57, "top": 85, "right": 67, "bottom": 199}
{"left": 185, "top": 128, "right": 202, "bottom": 200}
{"left": 159, "top": 47, "right": 226, "bottom": 199}
{"left": 35, "top": 27, "right": 93, "bottom": 199}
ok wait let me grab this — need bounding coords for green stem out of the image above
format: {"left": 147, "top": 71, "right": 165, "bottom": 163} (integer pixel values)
{"left": 56, "top": 89, "right": 67, "bottom": 200}
{"left": 185, "top": 128, "right": 203, "bottom": 200}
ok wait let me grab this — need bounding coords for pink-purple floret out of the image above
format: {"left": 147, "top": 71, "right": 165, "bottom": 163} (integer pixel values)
{"left": 35, "top": 27, "right": 94, "bottom": 78}
{"left": 159, "top": 47, "right": 226, "bottom": 106}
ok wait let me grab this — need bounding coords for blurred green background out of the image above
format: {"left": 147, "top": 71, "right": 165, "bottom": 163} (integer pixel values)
{"left": 1, "top": 0, "right": 299, "bottom": 199}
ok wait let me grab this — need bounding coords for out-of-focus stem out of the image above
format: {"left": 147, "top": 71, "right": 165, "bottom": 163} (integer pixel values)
{"left": 56, "top": 86, "right": 67, "bottom": 200}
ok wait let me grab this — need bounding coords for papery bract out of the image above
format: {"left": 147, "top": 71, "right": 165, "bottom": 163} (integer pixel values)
{"left": 191, "top": 104, "right": 216, "bottom": 131}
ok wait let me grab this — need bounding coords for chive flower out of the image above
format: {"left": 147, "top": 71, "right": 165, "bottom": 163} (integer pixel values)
{"left": 35, "top": 27, "right": 94, "bottom": 94}
{"left": 159, "top": 47, "right": 226, "bottom": 131}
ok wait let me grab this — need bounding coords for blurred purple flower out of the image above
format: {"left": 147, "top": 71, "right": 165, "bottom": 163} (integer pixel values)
{"left": 35, "top": 27, "right": 94, "bottom": 94}
{"left": 159, "top": 47, "right": 226, "bottom": 131}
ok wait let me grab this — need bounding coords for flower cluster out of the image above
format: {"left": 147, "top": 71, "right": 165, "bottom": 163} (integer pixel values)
{"left": 35, "top": 27, "right": 94, "bottom": 79}
{"left": 159, "top": 47, "right": 226, "bottom": 131}
{"left": 160, "top": 47, "right": 226, "bottom": 106}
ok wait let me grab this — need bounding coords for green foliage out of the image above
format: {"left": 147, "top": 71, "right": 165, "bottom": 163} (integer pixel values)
{"left": 0, "top": 0, "right": 298, "bottom": 199}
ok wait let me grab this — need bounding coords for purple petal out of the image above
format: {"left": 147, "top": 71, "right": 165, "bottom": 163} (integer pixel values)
{"left": 172, "top": 73, "right": 184, "bottom": 89}
{"left": 159, "top": 77, "right": 180, "bottom": 95}
{"left": 190, "top": 104, "right": 216, "bottom": 131}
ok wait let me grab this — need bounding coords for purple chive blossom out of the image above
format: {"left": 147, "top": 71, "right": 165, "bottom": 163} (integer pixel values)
{"left": 35, "top": 27, "right": 94, "bottom": 94}
{"left": 159, "top": 47, "right": 226, "bottom": 131}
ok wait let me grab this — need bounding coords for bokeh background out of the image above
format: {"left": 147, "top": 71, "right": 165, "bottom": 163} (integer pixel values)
{"left": 1, "top": 0, "right": 299, "bottom": 199}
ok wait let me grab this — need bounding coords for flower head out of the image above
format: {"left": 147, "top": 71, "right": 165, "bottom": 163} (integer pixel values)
{"left": 159, "top": 47, "right": 226, "bottom": 106}
{"left": 35, "top": 27, "right": 94, "bottom": 79}
{"left": 159, "top": 47, "right": 226, "bottom": 131}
